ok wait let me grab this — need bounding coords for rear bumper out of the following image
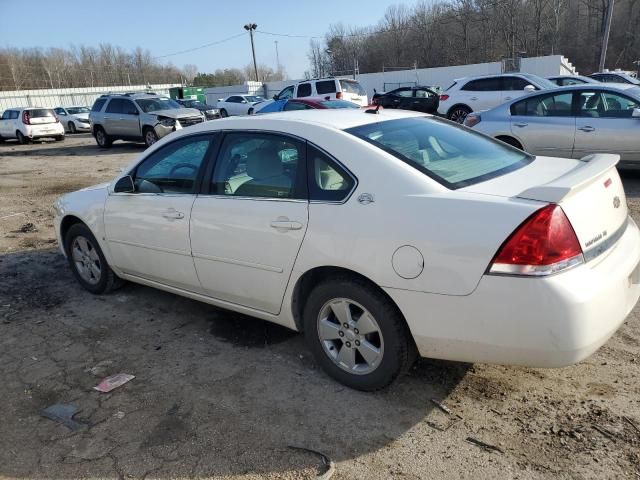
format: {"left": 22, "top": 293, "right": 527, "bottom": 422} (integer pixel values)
{"left": 25, "top": 123, "right": 64, "bottom": 138}
{"left": 386, "top": 216, "right": 640, "bottom": 367}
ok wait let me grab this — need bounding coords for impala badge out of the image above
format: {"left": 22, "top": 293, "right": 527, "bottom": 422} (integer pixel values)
{"left": 613, "top": 196, "right": 621, "bottom": 209}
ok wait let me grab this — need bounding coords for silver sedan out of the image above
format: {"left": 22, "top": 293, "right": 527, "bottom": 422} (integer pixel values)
{"left": 465, "top": 84, "right": 640, "bottom": 167}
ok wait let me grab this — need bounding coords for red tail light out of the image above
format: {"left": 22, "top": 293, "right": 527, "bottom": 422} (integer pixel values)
{"left": 336, "top": 91, "right": 342, "bottom": 99}
{"left": 22, "top": 111, "right": 30, "bottom": 125}
{"left": 440, "top": 94, "right": 450, "bottom": 101}
{"left": 54, "top": 115, "right": 60, "bottom": 123}
{"left": 489, "top": 204, "right": 583, "bottom": 276}
{"left": 464, "top": 114, "right": 481, "bottom": 127}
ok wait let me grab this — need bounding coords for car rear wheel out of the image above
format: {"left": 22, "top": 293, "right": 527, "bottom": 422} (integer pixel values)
{"left": 220, "top": 109, "right": 228, "bottom": 118}
{"left": 143, "top": 128, "right": 158, "bottom": 148}
{"left": 65, "top": 223, "right": 123, "bottom": 294}
{"left": 303, "top": 276, "right": 416, "bottom": 391}
{"left": 94, "top": 127, "right": 112, "bottom": 148}
{"left": 447, "top": 105, "right": 472, "bottom": 124}
{"left": 16, "top": 131, "right": 29, "bottom": 144}
{"left": 68, "top": 121, "right": 76, "bottom": 134}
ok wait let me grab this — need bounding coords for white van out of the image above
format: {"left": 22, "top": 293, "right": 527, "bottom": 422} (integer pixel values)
{"left": 273, "top": 78, "right": 369, "bottom": 105}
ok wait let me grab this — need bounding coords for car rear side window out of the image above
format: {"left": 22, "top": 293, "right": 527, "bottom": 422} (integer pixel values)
{"left": 297, "top": 83, "right": 312, "bottom": 97}
{"left": 92, "top": 98, "right": 107, "bottom": 112}
{"left": 308, "top": 145, "right": 355, "bottom": 202}
{"left": 461, "top": 78, "right": 501, "bottom": 91}
{"left": 346, "top": 117, "right": 532, "bottom": 189}
{"left": 316, "top": 80, "right": 337, "bottom": 95}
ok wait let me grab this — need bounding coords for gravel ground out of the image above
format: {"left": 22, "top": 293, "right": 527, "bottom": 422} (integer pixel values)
{"left": 1, "top": 134, "right": 639, "bottom": 479}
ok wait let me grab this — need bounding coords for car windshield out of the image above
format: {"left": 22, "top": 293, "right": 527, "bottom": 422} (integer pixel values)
{"left": 135, "top": 97, "right": 181, "bottom": 113}
{"left": 245, "top": 96, "right": 264, "bottom": 103}
{"left": 346, "top": 117, "right": 532, "bottom": 189}
{"left": 339, "top": 80, "right": 366, "bottom": 95}
{"left": 320, "top": 100, "right": 360, "bottom": 109}
{"left": 617, "top": 73, "right": 640, "bottom": 85}
{"left": 519, "top": 73, "right": 557, "bottom": 89}
{"left": 67, "top": 107, "right": 90, "bottom": 114}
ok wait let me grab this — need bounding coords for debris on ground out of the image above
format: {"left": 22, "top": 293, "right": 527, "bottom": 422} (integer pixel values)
{"left": 18, "top": 223, "right": 36, "bottom": 233}
{"left": 466, "top": 436, "right": 504, "bottom": 453}
{"left": 431, "top": 398, "right": 453, "bottom": 415}
{"left": 288, "top": 446, "right": 336, "bottom": 480}
{"left": 93, "top": 373, "right": 135, "bottom": 393}
{"left": 41, "top": 403, "right": 84, "bottom": 431}
{"left": 624, "top": 416, "right": 640, "bottom": 434}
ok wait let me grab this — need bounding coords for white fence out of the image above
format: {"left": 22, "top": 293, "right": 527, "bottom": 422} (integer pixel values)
{"left": 0, "top": 83, "right": 182, "bottom": 111}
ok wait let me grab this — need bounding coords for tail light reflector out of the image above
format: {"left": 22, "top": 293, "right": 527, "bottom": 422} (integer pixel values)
{"left": 489, "top": 204, "right": 583, "bottom": 276}
{"left": 440, "top": 94, "right": 450, "bottom": 101}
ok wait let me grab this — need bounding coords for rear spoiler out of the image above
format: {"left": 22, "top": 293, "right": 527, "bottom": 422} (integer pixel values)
{"left": 517, "top": 154, "right": 620, "bottom": 203}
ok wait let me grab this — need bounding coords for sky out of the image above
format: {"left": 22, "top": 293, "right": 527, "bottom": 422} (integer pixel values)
{"left": 0, "top": 0, "right": 400, "bottom": 79}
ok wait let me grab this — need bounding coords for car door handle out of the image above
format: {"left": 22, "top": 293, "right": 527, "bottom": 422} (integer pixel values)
{"left": 578, "top": 126, "right": 595, "bottom": 132}
{"left": 270, "top": 219, "right": 303, "bottom": 231}
{"left": 470, "top": 97, "right": 478, "bottom": 101}
{"left": 162, "top": 209, "right": 185, "bottom": 220}
{"left": 504, "top": 96, "right": 512, "bottom": 100}
{"left": 514, "top": 122, "right": 528, "bottom": 128}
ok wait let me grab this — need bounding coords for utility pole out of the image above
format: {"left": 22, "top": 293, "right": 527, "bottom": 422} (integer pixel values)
{"left": 274, "top": 40, "right": 280, "bottom": 72}
{"left": 244, "top": 23, "right": 259, "bottom": 82}
{"left": 598, "top": 0, "right": 615, "bottom": 72}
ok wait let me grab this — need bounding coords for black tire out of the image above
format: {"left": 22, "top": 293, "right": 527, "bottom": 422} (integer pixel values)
{"left": 94, "top": 126, "right": 112, "bottom": 148}
{"left": 64, "top": 223, "right": 123, "bottom": 294}
{"left": 303, "top": 276, "right": 416, "bottom": 391}
{"left": 447, "top": 105, "right": 472, "bottom": 124}
{"left": 55, "top": 135, "right": 65, "bottom": 142}
{"left": 16, "top": 131, "right": 30, "bottom": 144}
{"left": 220, "top": 109, "right": 228, "bottom": 118}
{"left": 143, "top": 127, "right": 158, "bottom": 148}
{"left": 0, "top": 134, "right": 5, "bottom": 143}
{"left": 248, "top": 108, "right": 254, "bottom": 115}
{"left": 496, "top": 136, "right": 524, "bottom": 150}
{"left": 68, "top": 121, "right": 76, "bottom": 134}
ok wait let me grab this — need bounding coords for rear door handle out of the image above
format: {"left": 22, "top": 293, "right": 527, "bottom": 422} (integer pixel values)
{"left": 578, "top": 126, "right": 595, "bottom": 132}
{"left": 470, "top": 97, "right": 478, "bottom": 101}
{"left": 162, "top": 208, "right": 185, "bottom": 220}
{"left": 504, "top": 96, "right": 512, "bottom": 100}
{"left": 514, "top": 122, "right": 528, "bottom": 128}
{"left": 270, "top": 218, "right": 303, "bottom": 231}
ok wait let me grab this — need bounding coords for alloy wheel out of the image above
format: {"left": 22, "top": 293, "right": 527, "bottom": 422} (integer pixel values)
{"left": 450, "top": 108, "right": 470, "bottom": 124}
{"left": 317, "top": 298, "right": 384, "bottom": 375}
{"left": 71, "top": 236, "right": 102, "bottom": 285}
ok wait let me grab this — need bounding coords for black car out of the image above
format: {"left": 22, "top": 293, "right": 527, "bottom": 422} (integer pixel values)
{"left": 175, "top": 99, "right": 221, "bottom": 120}
{"left": 371, "top": 86, "right": 440, "bottom": 113}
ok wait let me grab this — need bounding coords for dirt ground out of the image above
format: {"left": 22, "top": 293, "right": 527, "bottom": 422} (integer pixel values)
{"left": 1, "top": 134, "right": 639, "bottom": 480}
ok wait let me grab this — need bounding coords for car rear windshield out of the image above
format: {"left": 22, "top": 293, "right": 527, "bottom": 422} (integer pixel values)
{"left": 28, "top": 109, "right": 55, "bottom": 118}
{"left": 346, "top": 117, "right": 533, "bottom": 189}
{"left": 339, "top": 80, "right": 366, "bottom": 96}
{"left": 320, "top": 100, "right": 360, "bottom": 109}
{"left": 135, "top": 97, "right": 181, "bottom": 113}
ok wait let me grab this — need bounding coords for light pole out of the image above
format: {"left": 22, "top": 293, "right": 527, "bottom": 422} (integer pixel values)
{"left": 274, "top": 40, "right": 280, "bottom": 73}
{"left": 244, "top": 23, "right": 259, "bottom": 82}
{"left": 598, "top": 0, "right": 615, "bottom": 72}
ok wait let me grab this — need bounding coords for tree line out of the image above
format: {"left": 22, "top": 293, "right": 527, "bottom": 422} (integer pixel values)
{"left": 307, "top": 0, "right": 639, "bottom": 78}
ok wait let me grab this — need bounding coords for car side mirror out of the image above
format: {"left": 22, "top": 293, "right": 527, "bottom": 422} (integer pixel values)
{"left": 273, "top": 94, "right": 279, "bottom": 100}
{"left": 633, "top": 108, "right": 640, "bottom": 118}
{"left": 524, "top": 85, "right": 536, "bottom": 92}
{"left": 114, "top": 175, "right": 135, "bottom": 193}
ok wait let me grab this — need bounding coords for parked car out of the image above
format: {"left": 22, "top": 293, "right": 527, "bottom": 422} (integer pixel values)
{"left": 53, "top": 109, "right": 639, "bottom": 391}
{"left": 589, "top": 72, "right": 640, "bottom": 85}
{"left": 257, "top": 98, "right": 361, "bottom": 114}
{"left": 272, "top": 78, "right": 369, "bottom": 106}
{"left": 547, "top": 75, "right": 599, "bottom": 86}
{"left": 175, "top": 99, "right": 221, "bottom": 120}
{"left": 216, "top": 95, "right": 265, "bottom": 117}
{"left": 464, "top": 84, "right": 640, "bottom": 166}
{"left": 371, "top": 86, "right": 439, "bottom": 113}
{"left": 54, "top": 106, "right": 91, "bottom": 133}
{"left": 438, "top": 73, "right": 557, "bottom": 123}
{"left": 89, "top": 93, "right": 205, "bottom": 148}
{"left": 0, "top": 107, "right": 64, "bottom": 144}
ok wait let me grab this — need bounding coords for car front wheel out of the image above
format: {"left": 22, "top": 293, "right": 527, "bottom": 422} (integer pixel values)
{"left": 303, "top": 276, "right": 416, "bottom": 391}
{"left": 144, "top": 128, "right": 158, "bottom": 148}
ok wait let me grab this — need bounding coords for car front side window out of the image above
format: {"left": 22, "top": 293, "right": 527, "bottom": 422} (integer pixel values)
{"left": 579, "top": 91, "right": 639, "bottom": 118}
{"left": 211, "top": 133, "right": 305, "bottom": 199}
{"left": 132, "top": 135, "right": 213, "bottom": 194}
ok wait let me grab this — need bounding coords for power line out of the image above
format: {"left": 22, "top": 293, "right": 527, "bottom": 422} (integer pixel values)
{"left": 152, "top": 32, "right": 246, "bottom": 59}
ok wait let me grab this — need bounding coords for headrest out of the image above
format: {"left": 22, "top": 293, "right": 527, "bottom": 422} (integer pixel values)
{"left": 246, "top": 148, "right": 282, "bottom": 179}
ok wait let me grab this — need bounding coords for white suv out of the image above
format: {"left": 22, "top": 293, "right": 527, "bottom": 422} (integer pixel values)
{"left": 274, "top": 77, "right": 368, "bottom": 105}
{"left": 437, "top": 73, "right": 556, "bottom": 123}
{"left": 0, "top": 107, "right": 65, "bottom": 144}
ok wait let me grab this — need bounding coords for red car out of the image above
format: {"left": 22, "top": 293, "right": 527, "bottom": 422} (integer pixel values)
{"left": 257, "top": 98, "right": 371, "bottom": 114}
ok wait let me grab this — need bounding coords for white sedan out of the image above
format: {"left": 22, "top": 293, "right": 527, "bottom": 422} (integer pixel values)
{"left": 53, "top": 110, "right": 640, "bottom": 391}
{"left": 216, "top": 94, "right": 265, "bottom": 117}
{"left": 54, "top": 106, "right": 91, "bottom": 133}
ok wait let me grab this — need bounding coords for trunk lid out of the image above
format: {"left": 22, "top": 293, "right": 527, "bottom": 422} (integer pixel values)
{"left": 464, "top": 154, "right": 628, "bottom": 256}
{"left": 27, "top": 109, "right": 57, "bottom": 124}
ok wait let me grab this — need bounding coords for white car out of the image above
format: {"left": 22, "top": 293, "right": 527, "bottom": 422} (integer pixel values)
{"left": 53, "top": 109, "right": 640, "bottom": 391}
{"left": 0, "top": 107, "right": 65, "bottom": 144}
{"left": 54, "top": 106, "right": 91, "bottom": 133}
{"left": 216, "top": 95, "right": 265, "bottom": 117}
{"left": 438, "top": 73, "right": 557, "bottom": 123}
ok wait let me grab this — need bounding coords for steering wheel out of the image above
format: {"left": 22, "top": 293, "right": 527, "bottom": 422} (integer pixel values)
{"left": 169, "top": 163, "right": 198, "bottom": 177}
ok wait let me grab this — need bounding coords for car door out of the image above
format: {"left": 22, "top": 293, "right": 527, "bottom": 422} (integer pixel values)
{"left": 459, "top": 77, "right": 502, "bottom": 111}
{"left": 228, "top": 96, "right": 245, "bottom": 116}
{"left": 384, "top": 88, "right": 413, "bottom": 108}
{"left": 103, "top": 133, "right": 216, "bottom": 291}
{"left": 296, "top": 83, "right": 312, "bottom": 98}
{"left": 117, "top": 99, "right": 141, "bottom": 137}
{"left": 103, "top": 99, "right": 126, "bottom": 135}
{"left": 573, "top": 89, "right": 640, "bottom": 162}
{"left": 502, "top": 76, "right": 535, "bottom": 103}
{"left": 509, "top": 90, "right": 576, "bottom": 157}
{"left": 414, "top": 88, "right": 439, "bottom": 113}
{"left": 0, "top": 110, "right": 13, "bottom": 136}
{"left": 190, "top": 131, "right": 309, "bottom": 314}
